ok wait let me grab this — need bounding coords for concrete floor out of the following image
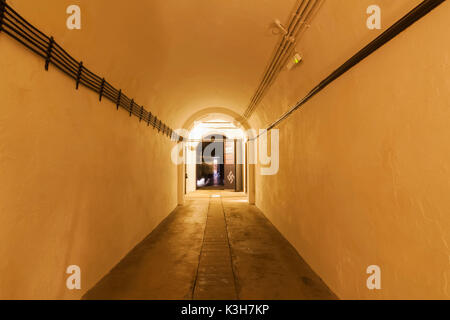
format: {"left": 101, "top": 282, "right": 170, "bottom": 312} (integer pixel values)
{"left": 83, "top": 191, "right": 337, "bottom": 300}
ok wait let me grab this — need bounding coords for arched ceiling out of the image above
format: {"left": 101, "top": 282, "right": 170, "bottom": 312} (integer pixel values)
{"left": 11, "top": 0, "right": 297, "bottom": 128}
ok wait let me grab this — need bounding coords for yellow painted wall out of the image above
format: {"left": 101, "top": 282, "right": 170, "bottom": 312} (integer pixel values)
{"left": 3, "top": 0, "right": 450, "bottom": 300}
{"left": 0, "top": 33, "right": 177, "bottom": 299}
{"left": 251, "top": 0, "right": 450, "bottom": 299}
{"left": 4, "top": 0, "right": 297, "bottom": 129}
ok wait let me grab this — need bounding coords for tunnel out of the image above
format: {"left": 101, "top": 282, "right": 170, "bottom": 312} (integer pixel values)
{"left": 0, "top": 0, "right": 450, "bottom": 302}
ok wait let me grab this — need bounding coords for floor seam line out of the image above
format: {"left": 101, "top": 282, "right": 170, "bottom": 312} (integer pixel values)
{"left": 191, "top": 198, "right": 210, "bottom": 300}
{"left": 221, "top": 196, "right": 240, "bottom": 300}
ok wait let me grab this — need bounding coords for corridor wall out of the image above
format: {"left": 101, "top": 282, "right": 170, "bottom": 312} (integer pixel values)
{"left": 0, "top": 15, "right": 177, "bottom": 300}
{"left": 250, "top": 0, "right": 450, "bottom": 299}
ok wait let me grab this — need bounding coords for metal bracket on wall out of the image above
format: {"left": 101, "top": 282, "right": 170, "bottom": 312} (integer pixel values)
{"left": 129, "top": 99, "right": 134, "bottom": 117}
{"left": 0, "top": 0, "right": 5, "bottom": 33}
{"left": 44, "top": 36, "right": 54, "bottom": 71}
{"left": 116, "top": 90, "right": 122, "bottom": 110}
{"left": 75, "top": 61, "right": 83, "bottom": 89}
{"left": 0, "top": 0, "right": 180, "bottom": 141}
{"left": 99, "top": 78, "right": 105, "bottom": 101}
{"left": 139, "top": 106, "right": 144, "bottom": 122}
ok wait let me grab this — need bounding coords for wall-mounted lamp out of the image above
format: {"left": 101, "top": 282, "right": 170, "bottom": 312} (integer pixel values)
{"left": 286, "top": 53, "right": 302, "bottom": 70}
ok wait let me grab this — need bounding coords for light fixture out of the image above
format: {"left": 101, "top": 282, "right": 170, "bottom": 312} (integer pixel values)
{"left": 286, "top": 53, "right": 302, "bottom": 70}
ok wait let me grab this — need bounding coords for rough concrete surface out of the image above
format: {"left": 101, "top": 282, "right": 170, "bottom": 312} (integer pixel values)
{"left": 84, "top": 191, "right": 337, "bottom": 300}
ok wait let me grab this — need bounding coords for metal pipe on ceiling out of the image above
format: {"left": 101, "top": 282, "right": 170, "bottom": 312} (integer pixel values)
{"left": 243, "top": 0, "right": 321, "bottom": 119}
{"left": 250, "top": 0, "right": 446, "bottom": 140}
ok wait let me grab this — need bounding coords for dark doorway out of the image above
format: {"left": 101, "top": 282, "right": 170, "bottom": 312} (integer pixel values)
{"left": 195, "top": 134, "right": 243, "bottom": 191}
{"left": 196, "top": 134, "right": 225, "bottom": 190}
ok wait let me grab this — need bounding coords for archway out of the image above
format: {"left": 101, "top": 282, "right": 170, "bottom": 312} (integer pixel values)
{"left": 177, "top": 108, "right": 255, "bottom": 205}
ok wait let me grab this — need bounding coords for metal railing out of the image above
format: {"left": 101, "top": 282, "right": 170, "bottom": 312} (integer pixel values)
{"left": 0, "top": 0, "right": 180, "bottom": 141}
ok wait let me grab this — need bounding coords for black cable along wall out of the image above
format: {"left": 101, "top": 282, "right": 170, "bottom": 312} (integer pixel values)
{"left": 0, "top": 0, "right": 180, "bottom": 142}
{"left": 1, "top": 0, "right": 444, "bottom": 143}
{"left": 250, "top": 0, "right": 445, "bottom": 140}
